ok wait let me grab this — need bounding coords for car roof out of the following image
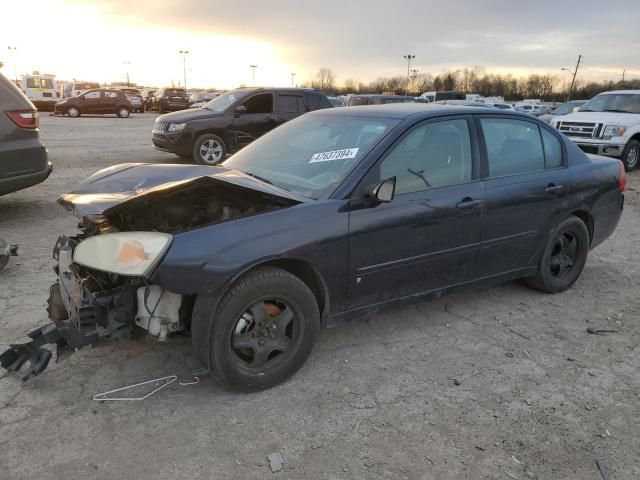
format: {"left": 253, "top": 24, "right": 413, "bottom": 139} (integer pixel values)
{"left": 307, "top": 102, "right": 510, "bottom": 119}
{"left": 598, "top": 90, "right": 640, "bottom": 95}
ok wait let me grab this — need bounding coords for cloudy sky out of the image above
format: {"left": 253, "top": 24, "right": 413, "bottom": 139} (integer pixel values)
{"left": 1, "top": 0, "right": 638, "bottom": 89}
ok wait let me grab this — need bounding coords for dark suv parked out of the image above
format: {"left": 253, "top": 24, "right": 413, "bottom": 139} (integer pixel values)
{"left": 152, "top": 87, "right": 333, "bottom": 164}
{"left": 154, "top": 88, "right": 190, "bottom": 113}
{"left": 53, "top": 88, "right": 133, "bottom": 118}
{"left": 0, "top": 72, "right": 51, "bottom": 196}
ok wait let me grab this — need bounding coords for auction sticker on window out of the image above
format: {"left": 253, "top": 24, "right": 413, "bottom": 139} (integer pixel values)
{"left": 309, "top": 148, "right": 359, "bottom": 163}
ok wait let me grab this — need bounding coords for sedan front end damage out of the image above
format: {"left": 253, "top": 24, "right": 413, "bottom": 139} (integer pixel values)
{"left": 1, "top": 163, "right": 302, "bottom": 381}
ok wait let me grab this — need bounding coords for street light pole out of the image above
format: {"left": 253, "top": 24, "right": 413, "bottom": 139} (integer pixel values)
{"left": 291, "top": 73, "right": 296, "bottom": 87}
{"left": 7, "top": 46, "right": 17, "bottom": 83}
{"left": 123, "top": 61, "right": 131, "bottom": 87}
{"left": 179, "top": 50, "right": 190, "bottom": 90}
{"left": 403, "top": 54, "right": 415, "bottom": 96}
{"left": 410, "top": 68, "right": 419, "bottom": 94}
{"left": 250, "top": 65, "right": 257, "bottom": 86}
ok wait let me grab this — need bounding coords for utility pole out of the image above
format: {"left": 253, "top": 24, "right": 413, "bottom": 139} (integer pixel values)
{"left": 403, "top": 54, "right": 415, "bottom": 96}
{"left": 179, "top": 50, "right": 190, "bottom": 91}
{"left": 621, "top": 69, "right": 626, "bottom": 86}
{"left": 7, "top": 46, "right": 17, "bottom": 83}
{"left": 566, "top": 53, "right": 582, "bottom": 102}
{"left": 250, "top": 65, "right": 257, "bottom": 86}
{"left": 291, "top": 72, "right": 296, "bottom": 87}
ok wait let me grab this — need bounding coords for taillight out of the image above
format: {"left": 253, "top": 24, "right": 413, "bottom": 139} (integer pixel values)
{"left": 619, "top": 162, "right": 626, "bottom": 192}
{"left": 6, "top": 110, "right": 39, "bottom": 129}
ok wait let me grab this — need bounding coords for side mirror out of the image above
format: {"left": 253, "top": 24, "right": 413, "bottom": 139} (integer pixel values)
{"left": 572, "top": 107, "right": 580, "bottom": 112}
{"left": 235, "top": 105, "right": 247, "bottom": 116}
{"left": 368, "top": 177, "right": 396, "bottom": 203}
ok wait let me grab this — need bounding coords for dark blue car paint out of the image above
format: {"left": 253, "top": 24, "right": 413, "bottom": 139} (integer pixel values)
{"left": 143, "top": 106, "right": 623, "bottom": 338}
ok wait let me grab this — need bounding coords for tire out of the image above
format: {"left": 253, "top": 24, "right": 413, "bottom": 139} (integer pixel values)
{"left": 621, "top": 139, "right": 640, "bottom": 172}
{"left": 67, "top": 106, "right": 80, "bottom": 117}
{"left": 207, "top": 267, "right": 320, "bottom": 391}
{"left": 117, "top": 106, "right": 130, "bottom": 118}
{"left": 193, "top": 133, "right": 227, "bottom": 165}
{"left": 525, "top": 216, "right": 589, "bottom": 293}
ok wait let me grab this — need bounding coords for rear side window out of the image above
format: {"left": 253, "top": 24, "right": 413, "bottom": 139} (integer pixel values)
{"left": 481, "top": 118, "right": 545, "bottom": 177}
{"left": 105, "top": 91, "right": 120, "bottom": 98}
{"left": 277, "top": 94, "right": 304, "bottom": 113}
{"left": 541, "top": 128, "right": 562, "bottom": 168}
{"left": 349, "top": 96, "right": 371, "bottom": 106}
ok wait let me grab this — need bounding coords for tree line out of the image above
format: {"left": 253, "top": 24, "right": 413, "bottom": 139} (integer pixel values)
{"left": 303, "top": 66, "right": 638, "bottom": 101}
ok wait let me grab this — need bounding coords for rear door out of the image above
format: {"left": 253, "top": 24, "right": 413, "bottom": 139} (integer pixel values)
{"left": 102, "top": 91, "right": 120, "bottom": 114}
{"left": 347, "top": 116, "right": 484, "bottom": 309}
{"left": 475, "top": 115, "right": 570, "bottom": 277}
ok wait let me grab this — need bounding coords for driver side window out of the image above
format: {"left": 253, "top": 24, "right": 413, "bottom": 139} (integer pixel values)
{"left": 84, "top": 91, "right": 101, "bottom": 100}
{"left": 379, "top": 119, "right": 473, "bottom": 195}
{"left": 242, "top": 93, "right": 273, "bottom": 114}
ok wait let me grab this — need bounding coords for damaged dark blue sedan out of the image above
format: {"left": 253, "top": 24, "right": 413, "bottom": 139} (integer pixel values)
{"left": 1, "top": 104, "right": 625, "bottom": 390}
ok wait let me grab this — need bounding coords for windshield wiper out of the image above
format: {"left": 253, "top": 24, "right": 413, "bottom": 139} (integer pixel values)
{"left": 603, "top": 109, "right": 632, "bottom": 113}
{"left": 578, "top": 109, "right": 593, "bottom": 112}
{"left": 241, "top": 171, "right": 291, "bottom": 191}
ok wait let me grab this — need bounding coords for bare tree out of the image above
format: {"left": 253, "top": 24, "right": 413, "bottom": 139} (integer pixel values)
{"left": 342, "top": 78, "right": 356, "bottom": 93}
{"left": 314, "top": 67, "right": 336, "bottom": 92}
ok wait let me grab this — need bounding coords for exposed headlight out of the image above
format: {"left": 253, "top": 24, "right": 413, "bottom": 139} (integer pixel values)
{"left": 167, "top": 122, "right": 186, "bottom": 132}
{"left": 603, "top": 124, "right": 627, "bottom": 140}
{"left": 73, "top": 232, "right": 172, "bottom": 276}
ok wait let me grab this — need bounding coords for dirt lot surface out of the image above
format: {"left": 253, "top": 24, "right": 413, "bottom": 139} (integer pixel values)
{"left": 1, "top": 114, "right": 639, "bottom": 480}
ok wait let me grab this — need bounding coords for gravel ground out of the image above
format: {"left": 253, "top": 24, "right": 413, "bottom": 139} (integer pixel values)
{"left": 1, "top": 114, "right": 639, "bottom": 480}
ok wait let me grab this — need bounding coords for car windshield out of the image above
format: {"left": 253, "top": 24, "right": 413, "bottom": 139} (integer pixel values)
{"left": 222, "top": 113, "right": 400, "bottom": 198}
{"left": 204, "top": 89, "right": 253, "bottom": 112}
{"left": 580, "top": 93, "right": 640, "bottom": 114}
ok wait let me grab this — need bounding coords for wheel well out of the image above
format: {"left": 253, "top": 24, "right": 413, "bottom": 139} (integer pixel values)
{"left": 197, "top": 130, "right": 229, "bottom": 151}
{"left": 630, "top": 133, "right": 640, "bottom": 144}
{"left": 571, "top": 210, "right": 594, "bottom": 244}
{"left": 247, "top": 259, "right": 329, "bottom": 321}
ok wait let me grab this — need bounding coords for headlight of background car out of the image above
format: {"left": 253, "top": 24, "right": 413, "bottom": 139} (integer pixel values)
{"left": 167, "top": 122, "right": 186, "bottom": 133}
{"left": 603, "top": 124, "right": 627, "bottom": 140}
{"left": 73, "top": 232, "right": 172, "bottom": 276}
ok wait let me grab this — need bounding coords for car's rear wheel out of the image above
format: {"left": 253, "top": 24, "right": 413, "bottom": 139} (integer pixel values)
{"left": 208, "top": 267, "right": 320, "bottom": 391}
{"left": 193, "top": 133, "right": 226, "bottom": 165}
{"left": 117, "top": 107, "right": 130, "bottom": 118}
{"left": 525, "top": 216, "right": 589, "bottom": 293}
{"left": 67, "top": 106, "right": 80, "bottom": 117}
{"left": 622, "top": 139, "right": 640, "bottom": 171}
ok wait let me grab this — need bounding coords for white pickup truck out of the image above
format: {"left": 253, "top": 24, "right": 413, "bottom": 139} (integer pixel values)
{"left": 552, "top": 90, "right": 640, "bottom": 170}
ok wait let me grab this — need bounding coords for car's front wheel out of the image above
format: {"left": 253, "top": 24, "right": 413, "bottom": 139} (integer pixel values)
{"left": 67, "top": 106, "right": 80, "bottom": 117}
{"left": 525, "top": 216, "right": 589, "bottom": 293}
{"left": 193, "top": 133, "right": 226, "bottom": 165}
{"left": 117, "top": 107, "right": 130, "bottom": 118}
{"left": 622, "top": 139, "right": 640, "bottom": 171}
{"left": 207, "top": 267, "right": 320, "bottom": 391}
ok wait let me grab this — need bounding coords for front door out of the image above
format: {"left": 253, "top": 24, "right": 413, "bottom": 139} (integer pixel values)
{"left": 81, "top": 90, "right": 103, "bottom": 114}
{"left": 347, "top": 117, "right": 484, "bottom": 310}
{"left": 475, "top": 116, "right": 570, "bottom": 276}
{"left": 231, "top": 92, "right": 277, "bottom": 151}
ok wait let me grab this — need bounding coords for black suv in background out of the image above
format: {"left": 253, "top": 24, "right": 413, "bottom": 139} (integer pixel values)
{"left": 154, "top": 88, "right": 190, "bottom": 113}
{"left": 152, "top": 87, "right": 333, "bottom": 164}
{"left": 54, "top": 89, "right": 133, "bottom": 118}
{"left": 0, "top": 72, "right": 51, "bottom": 196}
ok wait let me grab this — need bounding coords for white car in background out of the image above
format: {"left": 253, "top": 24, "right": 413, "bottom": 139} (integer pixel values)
{"left": 552, "top": 90, "right": 640, "bottom": 171}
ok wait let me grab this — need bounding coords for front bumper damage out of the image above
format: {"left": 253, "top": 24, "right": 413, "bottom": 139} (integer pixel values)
{"left": 1, "top": 236, "right": 137, "bottom": 381}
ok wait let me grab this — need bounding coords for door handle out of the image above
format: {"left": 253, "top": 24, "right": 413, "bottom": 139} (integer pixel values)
{"left": 544, "top": 184, "right": 564, "bottom": 194}
{"left": 456, "top": 198, "right": 483, "bottom": 210}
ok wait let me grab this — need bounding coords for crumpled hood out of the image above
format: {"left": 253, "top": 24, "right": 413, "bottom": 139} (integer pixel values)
{"left": 58, "top": 163, "right": 308, "bottom": 217}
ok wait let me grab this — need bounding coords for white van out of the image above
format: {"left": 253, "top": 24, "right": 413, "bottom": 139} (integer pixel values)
{"left": 20, "top": 73, "right": 59, "bottom": 110}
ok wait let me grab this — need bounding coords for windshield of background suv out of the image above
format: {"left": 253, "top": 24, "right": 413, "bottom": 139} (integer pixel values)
{"left": 205, "top": 89, "right": 253, "bottom": 112}
{"left": 222, "top": 113, "right": 400, "bottom": 198}
{"left": 580, "top": 93, "right": 640, "bottom": 114}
